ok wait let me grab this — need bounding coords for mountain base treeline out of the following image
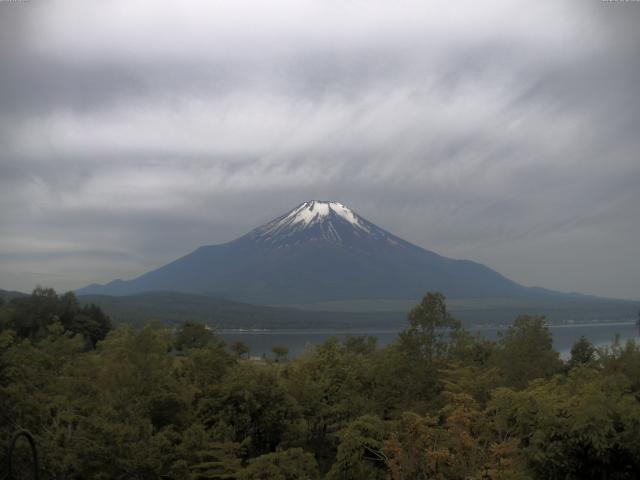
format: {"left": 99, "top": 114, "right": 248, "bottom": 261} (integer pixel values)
{"left": 1, "top": 289, "right": 640, "bottom": 479}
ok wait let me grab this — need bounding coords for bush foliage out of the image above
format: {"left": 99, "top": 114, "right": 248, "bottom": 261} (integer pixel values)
{"left": 1, "top": 289, "right": 639, "bottom": 479}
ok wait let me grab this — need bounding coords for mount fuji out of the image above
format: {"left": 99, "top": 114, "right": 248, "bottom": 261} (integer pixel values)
{"left": 77, "top": 201, "right": 540, "bottom": 304}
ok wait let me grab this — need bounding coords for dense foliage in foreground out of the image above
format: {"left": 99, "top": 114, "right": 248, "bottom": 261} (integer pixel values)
{"left": 1, "top": 289, "right": 640, "bottom": 479}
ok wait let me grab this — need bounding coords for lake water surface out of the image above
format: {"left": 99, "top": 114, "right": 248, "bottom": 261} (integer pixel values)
{"left": 219, "top": 322, "right": 639, "bottom": 359}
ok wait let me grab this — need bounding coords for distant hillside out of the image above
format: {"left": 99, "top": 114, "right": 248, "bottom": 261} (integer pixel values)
{"left": 0, "top": 288, "right": 29, "bottom": 303}
{"left": 77, "top": 290, "right": 639, "bottom": 330}
{"left": 77, "top": 291, "right": 406, "bottom": 330}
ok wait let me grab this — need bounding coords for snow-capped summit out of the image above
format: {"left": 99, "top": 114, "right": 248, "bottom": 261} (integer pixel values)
{"left": 276, "top": 201, "right": 367, "bottom": 230}
{"left": 250, "top": 200, "right": 394, "bottom": 247}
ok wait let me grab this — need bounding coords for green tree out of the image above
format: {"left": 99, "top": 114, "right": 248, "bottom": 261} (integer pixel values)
{"left": 175, "top": 424, "right": 244, "bottom": 480}
{"left": 494, "top": 315, "right": 563, "bottom": 389}
{"left": 8, "top": 286, "right": 59, "bottom": 340}
{"left": 385, "top": 411, "right": 448, "bottom": 480}
{"left": 2, "top": 288, "right": 111, "bottom": 348}
{"left": 597, "top": 336, "right": 640, "bottom": 392}
{"left": 283, "top": 338, "right": 378, "bottom": 467}
{"left": 379, "top": 293, "right": 461, "bottom": 412}
{"left": 175, "top": 320, "right": 215, "bottom": 351}
{"left": 231, "top": 340, "right": 250, "bottom": 359}
{"left": 567, "top": 335, "right": 596, "bottom": 370}
{"left": 440, "top": 329, "right": 502, "bottom": 405}
{"left": 239, "top": 448, "right": 319, "bottom": 480}
{"left": 69, "top": 304, "right": 112, "bottom": 348}
{"left": 179, "top": 342, "right": 235, "bottom": 394}
{"left": 488, "top": 368, "right": 640, "bottom": 479}
{"left": 326, "top": 415, "right": 388, "bottom": 480}
{"left": 399, "top": 292, "right": 461, "bottom": 362}
{"left": 343, "top": 335, "right": 377, "bottom": 355}
{"left": 198, "top": 363, "right": 301, "bottom": 456}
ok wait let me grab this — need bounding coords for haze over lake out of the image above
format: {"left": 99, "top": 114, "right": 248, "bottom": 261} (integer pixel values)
{"left": 219, "top": 321, "right": 639, "bottom": 359}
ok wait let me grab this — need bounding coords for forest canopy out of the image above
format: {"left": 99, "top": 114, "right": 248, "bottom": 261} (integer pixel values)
{"left": 1, "top": 290, "right": 640, "bottom": 479}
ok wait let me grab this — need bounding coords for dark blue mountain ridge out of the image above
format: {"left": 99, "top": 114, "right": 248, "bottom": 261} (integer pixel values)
{"left": 76, "top": 200, "right": 578, "bottom": 304}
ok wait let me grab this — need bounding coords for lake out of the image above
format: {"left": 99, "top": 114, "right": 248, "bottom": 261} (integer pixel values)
{"left": 219, "top": 321, "right": 639, "bottom": 359}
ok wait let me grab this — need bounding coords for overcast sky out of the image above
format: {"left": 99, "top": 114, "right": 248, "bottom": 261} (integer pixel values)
{"left": 1, "top": 0, "right": 639, "bottom": 300}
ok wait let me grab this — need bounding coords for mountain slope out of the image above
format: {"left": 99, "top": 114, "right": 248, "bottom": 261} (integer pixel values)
{"left": 77, "top": 200, "right": 538, "bottom": 303}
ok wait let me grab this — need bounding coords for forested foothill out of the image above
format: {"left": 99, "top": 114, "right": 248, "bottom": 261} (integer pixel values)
{"left": 2, "top": 289, "right": 640, "bottom": 479}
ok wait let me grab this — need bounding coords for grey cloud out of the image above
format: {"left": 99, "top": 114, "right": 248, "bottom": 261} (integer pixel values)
{"left": 0, "top": 0, "right": 639, "bottom": 299}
